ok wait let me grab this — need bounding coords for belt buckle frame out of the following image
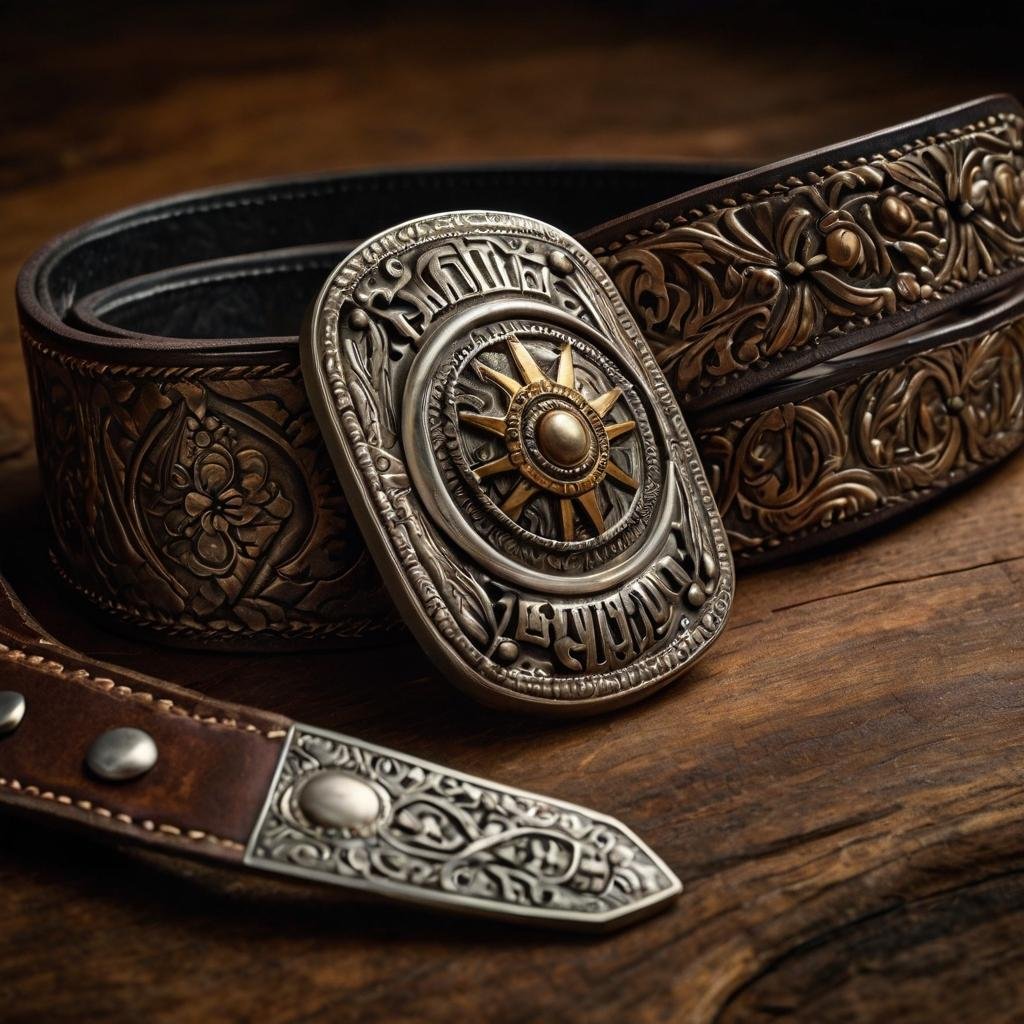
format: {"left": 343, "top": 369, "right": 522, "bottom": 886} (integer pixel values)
{"left": 301, "top": 211, "right": 733, "bottom": 714}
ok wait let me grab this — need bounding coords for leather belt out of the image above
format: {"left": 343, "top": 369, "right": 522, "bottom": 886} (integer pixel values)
{"left": 16, "top": 94, "right": 1024, "bottom": 657}
{"left": 3, "top": 94, "right": 1024, "bottom": 924}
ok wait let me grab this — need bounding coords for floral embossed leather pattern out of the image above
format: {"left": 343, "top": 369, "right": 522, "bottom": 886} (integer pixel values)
{"left": 597, "top": 113, "right": 1024, "bottom": 402}
{"left": 698, "top": 321, "right": 1024, "bottom": 558}
{"left": 23, "top": 346, "right": 395, "bottom": 645}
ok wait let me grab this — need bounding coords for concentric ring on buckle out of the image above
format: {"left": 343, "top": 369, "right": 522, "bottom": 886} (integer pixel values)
{"left": 300, "top": 210, "right": 734, "bottom": 715}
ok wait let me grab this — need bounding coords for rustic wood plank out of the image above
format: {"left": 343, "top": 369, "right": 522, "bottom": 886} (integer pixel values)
{"left": 0, "top": 5, "right": 1022, "bottom": 1022}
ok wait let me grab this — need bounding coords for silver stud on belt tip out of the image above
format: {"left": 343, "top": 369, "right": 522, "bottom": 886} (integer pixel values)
{"left": 297, "top": 771, "right": 384, "bottom": 831}
{"left": 86, "top": 727, "right": 158, "bottom": 781}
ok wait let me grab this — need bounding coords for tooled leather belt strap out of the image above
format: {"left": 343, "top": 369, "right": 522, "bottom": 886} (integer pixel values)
{"left": 16, "top": 95, "right": 1024, "bottom": 670}
{"left": 4, "top": 93, "right": 1024, "bottom": 926}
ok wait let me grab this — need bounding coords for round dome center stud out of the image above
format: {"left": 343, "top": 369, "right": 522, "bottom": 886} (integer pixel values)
{"left": 456, "top": 332, "right": 641, "bottom": 541}
{"left": 298, "top": 771, "right": 384, "bottom": 831}
{"left": 536, "top": 409, "right": 590, "bottom": 468}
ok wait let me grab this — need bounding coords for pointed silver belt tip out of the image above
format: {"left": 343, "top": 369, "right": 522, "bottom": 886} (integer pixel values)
{"left": 245, "top": 724, "right": 680, "bottom": 932}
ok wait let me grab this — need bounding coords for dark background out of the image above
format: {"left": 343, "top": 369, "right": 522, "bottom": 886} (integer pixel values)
{"left": 2, "top": 4, "right": 1024, "bottom": 1023}
{"left": 3, "top": 2, "right": 1023, "bottom": 197}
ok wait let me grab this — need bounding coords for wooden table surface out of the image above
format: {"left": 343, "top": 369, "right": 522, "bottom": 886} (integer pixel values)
{"left": 1, "top": 6, "right": 1023, "bottom": 1022}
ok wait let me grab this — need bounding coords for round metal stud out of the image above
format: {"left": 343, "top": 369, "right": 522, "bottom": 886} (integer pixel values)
{"left": 495, "top": 639, "right": 520, "bottom": 663}
{"left": 546, "top": 250, "right": 574, "bottom": 276}
{"left": 86, "top": 727, "right": 158, "bottom": 782}
{"left": 536, "top": 409, "right": 590, "bottom": 468}
{"left": 298, "top": 771, "right": 383, "bottom": 830}
{"left": 0, "top": 691, "right": 26, "bottom": 736}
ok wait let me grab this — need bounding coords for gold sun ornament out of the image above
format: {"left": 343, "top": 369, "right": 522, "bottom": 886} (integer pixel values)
{"left": 457, "top": 334, "right": 639, "bottom": 542}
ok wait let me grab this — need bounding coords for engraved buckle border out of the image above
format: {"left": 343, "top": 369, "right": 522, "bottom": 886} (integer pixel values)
{"left": 301, "top": 210, "right": 734, "bottom": 714}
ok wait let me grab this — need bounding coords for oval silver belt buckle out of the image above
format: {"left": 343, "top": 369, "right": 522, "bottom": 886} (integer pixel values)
{"left": 301, "top": 211, "right": 734, "bottom": 714}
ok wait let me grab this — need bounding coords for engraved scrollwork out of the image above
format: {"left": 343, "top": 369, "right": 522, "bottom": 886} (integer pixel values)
{"left": 698, "top": 321, "right": 1024, "bottom": 557}
{"left": 854, "top": 324, "right": 1024, "bottom": 482}
{"left": 724, "top": 403, "right": 879, "bottom": 533}
{"left": 246, "top": 726, "right": 678, "bottom": 923}
{"left": 23, "top": 343, "right": 394, "bottom": 644}
{"left": 601, "top": 113, "right": 1024, "bottom": 399}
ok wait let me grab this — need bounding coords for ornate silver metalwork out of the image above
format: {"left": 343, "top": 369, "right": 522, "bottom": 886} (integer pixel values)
{"left": 0, "top": 691, "right": 25, "bottom": 736}
{"left": 301, "top": 211, "right": 734, "bottom": 714}
{"left": 85, "top": 727, "right": 159, "bottom": 781}
{"left": 245, "top": 724, "right": 680, "bottom": 930}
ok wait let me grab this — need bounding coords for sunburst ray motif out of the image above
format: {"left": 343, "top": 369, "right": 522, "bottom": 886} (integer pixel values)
{"left": 457, "top": 334, "right": 638, "bottom": 541}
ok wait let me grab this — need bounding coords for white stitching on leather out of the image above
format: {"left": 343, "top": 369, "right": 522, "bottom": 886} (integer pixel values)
{"left": 0, "top": 639, "right": 288, "bottom": 740}
{"left": 0, "top": 777, "right": 245, "bottom": 851}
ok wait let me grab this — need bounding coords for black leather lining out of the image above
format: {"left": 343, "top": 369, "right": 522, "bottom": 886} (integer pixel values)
{"left": 73, "top": 246, "right": 350, "bottom": 340}
{"left": 16, "top": 93, "right": 1024, "bottom": 413}
{"left": 33, "top": 163, "right": 734, "bottom": 326}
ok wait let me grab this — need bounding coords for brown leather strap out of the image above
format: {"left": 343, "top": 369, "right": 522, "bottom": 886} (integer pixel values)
{"left": 0, "top": 577, "right": 288, "bottom": 862}
{"left": 16, "top": 94, "right": 1024, "bottom": 649}
{"left": 696, "top": 294, "right": 1024, "bottom": 560}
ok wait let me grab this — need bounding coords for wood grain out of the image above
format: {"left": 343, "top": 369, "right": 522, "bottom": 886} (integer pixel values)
{"left": 0, "top": 4, "right": 1022, "bottom": 1022}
